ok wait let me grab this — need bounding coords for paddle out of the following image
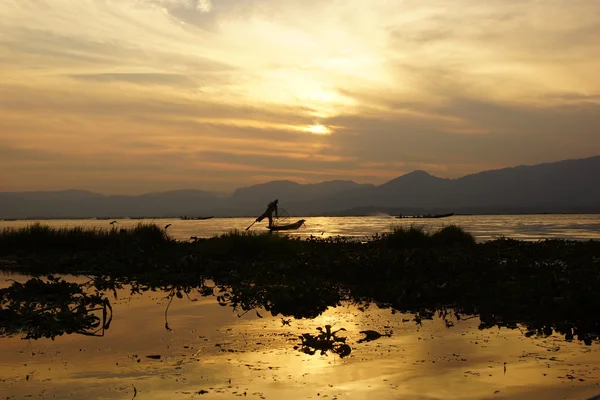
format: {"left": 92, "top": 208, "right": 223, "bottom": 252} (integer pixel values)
{"left": 245, "top": 220, "right": 257, "bottom": 231}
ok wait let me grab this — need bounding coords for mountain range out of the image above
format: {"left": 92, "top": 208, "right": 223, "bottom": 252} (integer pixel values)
{"left": 1, "top": 156, "right": 599, "bottom": 218}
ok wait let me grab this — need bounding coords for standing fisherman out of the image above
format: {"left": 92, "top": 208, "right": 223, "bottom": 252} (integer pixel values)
{"left": 256, "top": 199, "right": 279, "bottom": 227}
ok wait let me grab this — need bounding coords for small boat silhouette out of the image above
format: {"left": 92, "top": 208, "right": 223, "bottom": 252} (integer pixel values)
{"left": 267, "top": 219, "right": 306, "bottom": 231}
{"left": 396, "top": 212, "right": 454, "bottom": 219}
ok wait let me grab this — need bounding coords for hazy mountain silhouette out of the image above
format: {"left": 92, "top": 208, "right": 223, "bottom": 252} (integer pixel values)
{"left": 230, "top": 180, "right": 375, "bottom": 210}
{"left": 1, "top": 156, "right": 599, "bottom": 218}
{"left": 307, "top": 156, "right": 600, "bottom": 215}
{"left": 0, "top": 189, "right": 222, "bottom": 219}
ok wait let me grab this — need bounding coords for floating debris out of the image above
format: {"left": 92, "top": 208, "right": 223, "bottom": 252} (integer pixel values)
{"left": 358, "top": 330, "right": 392, "bottom": 343}
{"left": 297, "top": 325, "right": 351, "bottom": 358}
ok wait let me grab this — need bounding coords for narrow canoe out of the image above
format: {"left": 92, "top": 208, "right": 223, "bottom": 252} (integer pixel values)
{"left": 396, "top": 212, "right": 455, "bottom": 219}
{"left": 268, "top": 219, "right": 306, "bottom": 231}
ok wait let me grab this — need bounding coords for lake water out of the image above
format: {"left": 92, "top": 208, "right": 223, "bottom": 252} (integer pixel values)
{"left": 2, "top": 273, "right": 600, "bottom": 400}
{"left": 2, "top": 214, "right": 600, "bottom": 241}
{"left": 2, "top": 215, "right": 600, "bottom": 399}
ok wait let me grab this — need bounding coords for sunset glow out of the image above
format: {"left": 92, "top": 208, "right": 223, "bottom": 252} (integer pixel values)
{"left": 1, "top": 0, "right": 599, "bottom": 194}
{"left": 303, "top": 125, "right": 332, "bottom": 135}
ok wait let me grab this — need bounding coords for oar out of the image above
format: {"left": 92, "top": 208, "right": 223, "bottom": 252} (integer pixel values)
{"left": 245, "top": 220, "right": 257, "bottom": 231}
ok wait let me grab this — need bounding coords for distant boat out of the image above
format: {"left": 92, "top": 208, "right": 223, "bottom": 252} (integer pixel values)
{"left": 3, "top": 218, "right": 17, "bottom": 221}
{"left": 396, "top": 212, "right": 455, "bottom": 219}
{"left": 197, "top": 216, "right": 214, "bottom": 220}
{"left": 267, "top": 219, "right": 306, "bottom": 231}
{"left": 180, "top": 216, "right": 214, "bottom": 220}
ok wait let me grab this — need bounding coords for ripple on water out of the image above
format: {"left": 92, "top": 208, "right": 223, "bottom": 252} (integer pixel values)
{"left": 2, "top": 274, "right": 600, "bottom": 399}
{"left": 1, "top": 214, "right": 600, "bottom": 241}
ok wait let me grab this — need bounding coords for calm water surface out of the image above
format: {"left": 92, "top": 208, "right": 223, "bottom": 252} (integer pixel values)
{"left": 2, "top": 273, "right": 600, "bottom": 400}
{"left": 2, "top": 214, "right": 600, "bottom": 241}
{"left": 2, "top": 215, "right": 600, "bottom": 399}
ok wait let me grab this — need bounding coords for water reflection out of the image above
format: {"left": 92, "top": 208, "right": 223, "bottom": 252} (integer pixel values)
{"left": 0, "top": 276, "right": 112, "bottom": 339}
{"left": 2, "top": 273, "right": 599, "bottom": 349}
{"left": 3, "top": 274, "right": 600, "bottom": 400}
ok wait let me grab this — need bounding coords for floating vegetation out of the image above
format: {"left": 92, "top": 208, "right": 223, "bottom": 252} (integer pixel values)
{"left": 0, "top": 224, "right": 600, "bottom": 348}
{"left": 296, "top": 325, "right": 351, "bottom": 358}
{"left": 0, "top": 276, "right": 112, "bottom": 339}
{"left": 357, "top": 329, "right": 392, "bottom": 343}
{"left": 383, "top": 224, "right": 476, "bottom": 248}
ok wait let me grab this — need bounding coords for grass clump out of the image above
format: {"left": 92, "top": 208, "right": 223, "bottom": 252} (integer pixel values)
{"left": 430, "top": 225, "right": 476, "bottom": 247}
{"left": 0, "top": 223, "right": 172, "bottom": 254}
{"left": 384, "top": 225, "right": 429, "bottom": 248}
{"left": 384, "top": 224, "right": 474, "bottom": 248}
{"left": 197, "top": 229, "right": 303, "bottom": 257}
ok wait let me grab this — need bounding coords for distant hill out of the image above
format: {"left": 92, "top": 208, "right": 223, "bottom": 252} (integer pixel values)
{"left": 306, "top": 156, "right": 600, "bottom": 215}
{"left": 1, "top": 156, "right": 599, "bottom": 218}
{"left": 230, "top": 180, "right": 374, "bottom": 208}
{"left": 0, "top": 189, "right": 221, "bottom": 219}
{"left": 447, "top": 156, "right": 600, "bottom": 209}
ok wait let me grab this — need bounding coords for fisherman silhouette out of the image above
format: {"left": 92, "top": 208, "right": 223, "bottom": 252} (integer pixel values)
{"left": 256, "top": 199, "right": 279, "bottom": 227}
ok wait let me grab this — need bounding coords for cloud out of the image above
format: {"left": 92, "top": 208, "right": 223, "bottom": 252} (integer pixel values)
{"left": 148, "top": 0, "right": 213, "bottom": 12}
{"left": 69, "top": 72, "right": 197, "bottom": 88}
{"left": 324, "top": 96, "right": 600, "bottom": 169}
{"left": 0, "top": 0, "right": 599, "bottom": 193}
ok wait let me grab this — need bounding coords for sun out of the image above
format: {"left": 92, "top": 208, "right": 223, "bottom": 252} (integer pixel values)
{"left": 303, "top": 124, "right": 331, "bottom": 135}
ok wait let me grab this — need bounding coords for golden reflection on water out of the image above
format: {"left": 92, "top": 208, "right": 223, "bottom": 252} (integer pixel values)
{"left": 1, "top": 214, "right": 600, "bottom": 241}
{"left": 2, "top": 276, "right": 600, "bottom": 399}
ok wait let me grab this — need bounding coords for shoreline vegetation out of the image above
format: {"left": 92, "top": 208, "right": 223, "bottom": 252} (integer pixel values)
{"left": 1, "top": 223, "right": 600, "bottom": 352}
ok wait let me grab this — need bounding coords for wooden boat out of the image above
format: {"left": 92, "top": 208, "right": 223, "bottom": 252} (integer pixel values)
{"left": 197, "top": 216, "right": 214, "bottom": 220}
{"left": 267, "top": 219, "right": 306, "bottom": 231}
{"left": 396, "top": 212, "right": 454, "bottom": 219}
{"left": 180, "top": 216, "right": 214, "bottom": 220}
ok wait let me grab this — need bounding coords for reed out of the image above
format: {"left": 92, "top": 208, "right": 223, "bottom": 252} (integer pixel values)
{"left": 197, "top": 229, "right": 303, "bottom": 257}
{"left": 0, "top": 223, "right": 172, "bottom": 253}
{"left": 2, "top": 223, "right": 600, "bottom": 347}
{"left": 384, "top": 224, "right": 475, "bottom": 247}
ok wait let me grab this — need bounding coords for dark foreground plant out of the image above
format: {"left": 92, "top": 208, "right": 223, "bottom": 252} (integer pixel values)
{"left": 0, "top": 276, "right": 112, "bottom": 339}
{"left": 0, "top": 223, "right": 172, "bottom": 254}
{"left": 295, "top": 325, "right": 351, "bottom": 358}
{"left": 383, "top": 224, "right": 476, "bottom": 248}
{"left": 1, "top": 224, "right": 599, "bottom": 350}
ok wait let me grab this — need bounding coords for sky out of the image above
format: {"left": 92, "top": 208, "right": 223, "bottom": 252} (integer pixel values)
{"left": 1, "top": 0, "right": 599, "bottom": 194}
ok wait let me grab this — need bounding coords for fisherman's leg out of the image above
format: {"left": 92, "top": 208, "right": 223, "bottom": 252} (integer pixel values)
{"left": 257, "top": 211, "right": 267, "bottom": 222}
{"left": 268, "top": 215, "right": 273, "bottom": 227}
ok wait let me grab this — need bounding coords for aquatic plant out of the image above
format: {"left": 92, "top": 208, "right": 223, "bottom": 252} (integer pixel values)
{"left": 0, "top": 223, "right": 172, "bottom": 254}
{"left": 430, "top": 225, "right": 476, "bottom": 247}
{"left": 198, "top": 229, "right": 304, "bottom": 257}
{"left": 384, "top": 224, "right": 430, "bottom": 248}
{"left": 384, "top": 224, "right": 476, "bottom": 248}
{"left": 296, "top": 325, "right": 351, "bottom": 358}
{"left": 1, "top": 223, "right": 600, "bottom": 347}
{"left": 0, "top": 276, "right": 112, "bottom": 340}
